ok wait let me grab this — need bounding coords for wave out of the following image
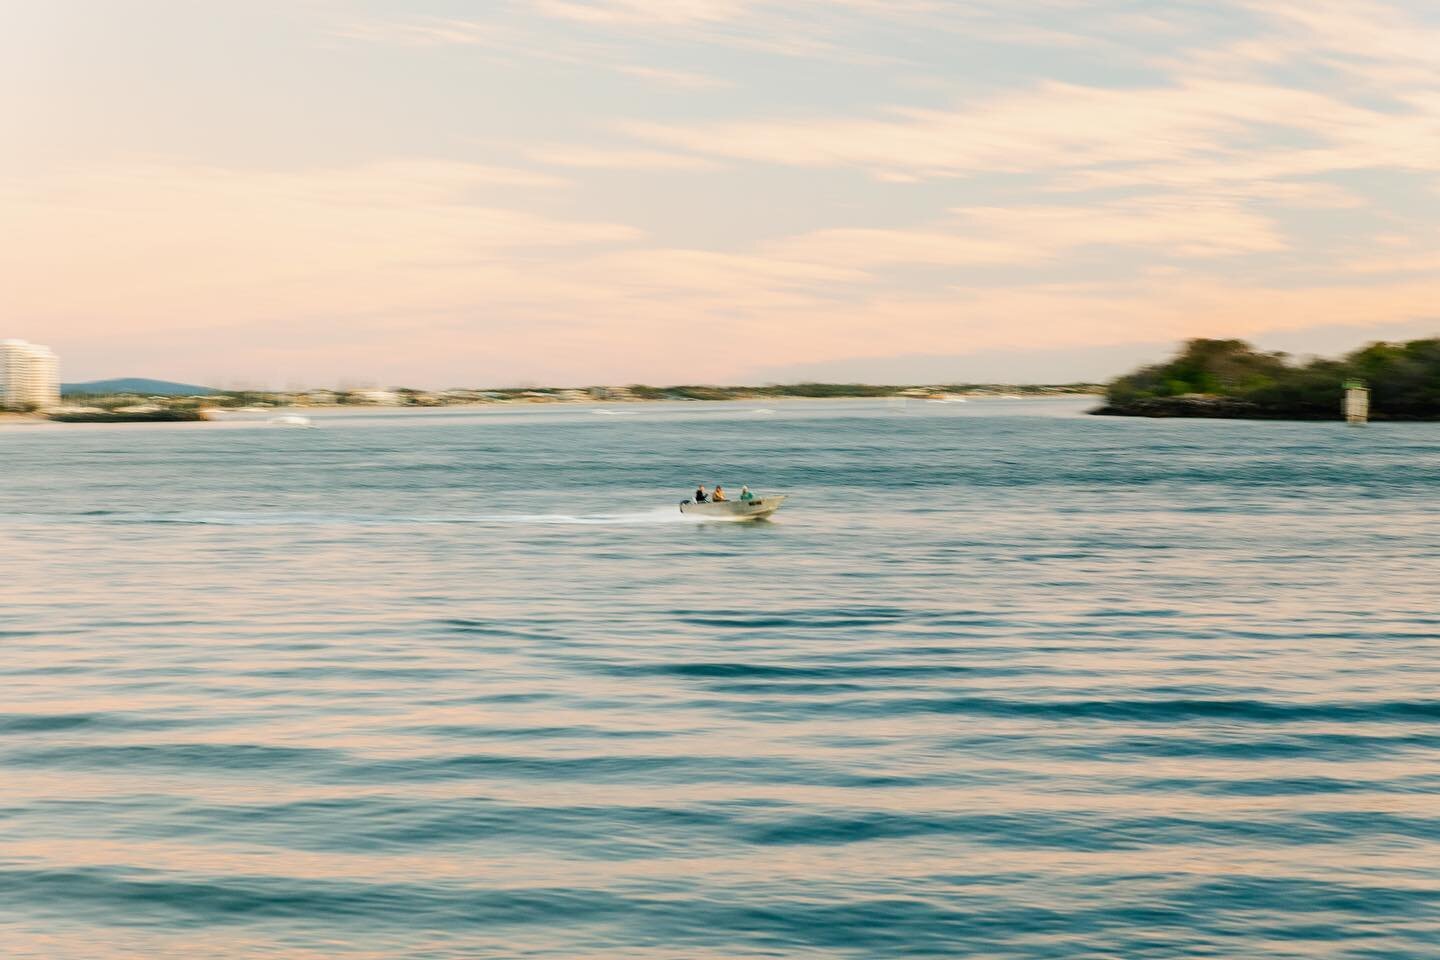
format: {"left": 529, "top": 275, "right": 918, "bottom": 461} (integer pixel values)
{"left": 37, "top": 794, "right": 1440, "bottom": 860}
{"left": 2, "top": 864, "right": 1433, "bottom": 956}
{"left": 0, "top": 866, "right": 633, "bottom": 927}
{"left": 6, "top": 742, "right": 339, "bottom": 771}
{"left": 714, "top": 695, "right": 1440, "bottom": 724}
{"left": 673, "top": 606, "right": 915, "bottom": 628}
{"left": 0, "top": 712, "right": 118, "bottom": 734}
{"left": 3, "top": 744, "right": 910, "bottom": 788}
{"left": 604, "top": 661, "right": 1014, "bottom": 681}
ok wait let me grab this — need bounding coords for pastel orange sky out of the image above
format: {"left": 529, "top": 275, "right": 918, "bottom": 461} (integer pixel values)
{"left": 3, "top": 0, "right": 1438, "bottom": 387}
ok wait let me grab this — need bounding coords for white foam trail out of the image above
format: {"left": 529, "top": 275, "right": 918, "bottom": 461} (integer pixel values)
{"left": 93, "top": 507, "right": 702, "bottom": 527}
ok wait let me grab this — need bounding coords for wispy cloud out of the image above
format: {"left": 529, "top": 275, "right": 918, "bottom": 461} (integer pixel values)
{"left": 597, "top": 0, "right": 1440, "bottom": 212}
{"left": 622, "top": 75, "right": 1439, "bottom": 192}
{"left": 613, "top": 64, "right": 731, "bottom": 89}
{"left": 335, "top": 17, "right": 500, "bottom": 46}
{"left": 337, "top": 14, "right": 736, "bottom": 86}
{"left": 767, "top": 198, "right": 1289, "bottom": 271}
{"left": 337, "top": 1, "right": 978, "bottom": 67}
{"left": 528, "top": 145, "right": 719, "bottom": 170}
{"left": 1, "top": 161, "right": 638, "bottom": 334}
{"left": 531, "top": 0, "right": 750, "bottom": 25}
{"left": 1343, "top": 252, "right": 1440, "bottom": 275}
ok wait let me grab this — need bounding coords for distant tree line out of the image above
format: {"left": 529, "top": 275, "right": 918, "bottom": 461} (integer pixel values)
{"left": 1099, "top": 337, "right": 1440, "bottom": 420}
{"left": 626, "top": 383, "right": 901, "bottom": 400}
{"left": 46, "top": 380, "right": 1105, "bottom": 414}
{"left": 626, "top": 383, "right": 1099, "bottom": 400}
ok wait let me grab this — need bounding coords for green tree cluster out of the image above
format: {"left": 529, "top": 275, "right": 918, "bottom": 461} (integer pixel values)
{"left": 1105, "top": 337, "right": 1440, "bottom": 420}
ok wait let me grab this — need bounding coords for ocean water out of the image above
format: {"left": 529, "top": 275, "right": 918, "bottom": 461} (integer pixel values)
{"left": 2, "top": 398, "right": 1438, "bottom": 959}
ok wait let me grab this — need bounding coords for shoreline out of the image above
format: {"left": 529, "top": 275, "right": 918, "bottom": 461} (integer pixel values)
{"left": 8, "top": 372, "right": 1114, "bottom": 425}
{"left": 213, "top": 394, "right": 1106, "bottom": 419}
{"left": 276, "top": 392, "right": 1099, "bottom": 410}
{"left": 3, "top": 394, "right": 1104, "bottom": 427}
{"left": 1091, "top": 396, "right": 1440, "bottom": 422}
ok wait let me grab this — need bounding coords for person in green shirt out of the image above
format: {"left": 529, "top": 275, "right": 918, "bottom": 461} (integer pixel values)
{"left": 739, "top": 486, "right": 755, "bottom": 501}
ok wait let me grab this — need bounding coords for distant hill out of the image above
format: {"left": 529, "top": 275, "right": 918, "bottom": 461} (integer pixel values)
{"left": 62, "top": 378, "right": 217, "bottom": 397}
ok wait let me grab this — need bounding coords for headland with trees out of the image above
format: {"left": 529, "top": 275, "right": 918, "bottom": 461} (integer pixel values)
{"left": 1092, "top": 337, "right": 1440, "bottom": 421}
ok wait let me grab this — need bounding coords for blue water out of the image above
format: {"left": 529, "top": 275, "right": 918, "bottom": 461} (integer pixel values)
{"left": 2, "top": 398, "right": 1438, "bottom": 959}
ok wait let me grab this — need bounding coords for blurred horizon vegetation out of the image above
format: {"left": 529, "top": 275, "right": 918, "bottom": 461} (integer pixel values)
{"left": 1103, "top": 337, "right": 1440, "bottom": 420}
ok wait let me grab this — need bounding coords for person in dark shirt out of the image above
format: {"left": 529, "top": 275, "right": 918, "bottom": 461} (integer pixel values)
{"left": 694, "top": 485, "right": 708, "bottom": 502}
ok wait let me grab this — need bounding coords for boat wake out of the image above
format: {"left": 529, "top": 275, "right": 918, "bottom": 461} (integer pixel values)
{"left": 16, "top": 508, "right": 703, "bottom": 528}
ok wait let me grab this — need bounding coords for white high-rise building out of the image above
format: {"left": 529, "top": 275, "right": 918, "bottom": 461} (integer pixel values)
{"left": 0, "top": 340, "right": 61, "bottom": 410}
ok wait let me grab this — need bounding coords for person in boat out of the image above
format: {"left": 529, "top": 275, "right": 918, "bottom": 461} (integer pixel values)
{"left": 694, "top": 485, "right": 708, "bottom": 503}
{"left": 712, "top": 485, "right": 728, "bottom": 502}
{"left": 739, "top": 486, "right": 755, "bottom": 501}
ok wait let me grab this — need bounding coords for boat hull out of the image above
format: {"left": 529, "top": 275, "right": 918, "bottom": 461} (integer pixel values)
{"left": 679, "top": 495, "right": 787, "bottom": 520}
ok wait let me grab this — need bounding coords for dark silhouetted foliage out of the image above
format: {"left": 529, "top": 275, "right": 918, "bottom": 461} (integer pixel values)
{"left": 1099, "top": 337, "right": 1440, "bottom": 420}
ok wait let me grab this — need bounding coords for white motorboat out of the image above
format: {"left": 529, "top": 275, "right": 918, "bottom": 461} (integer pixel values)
{"left": 680, "top": 494, "right": 787, "bottom": 520}
{"left": 268, "top": 415, "right": 315, "bottom": 428}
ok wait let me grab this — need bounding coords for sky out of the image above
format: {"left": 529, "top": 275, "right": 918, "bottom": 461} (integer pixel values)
{"left": 3, "top": 0, "right": 1439, "bottom": 388}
